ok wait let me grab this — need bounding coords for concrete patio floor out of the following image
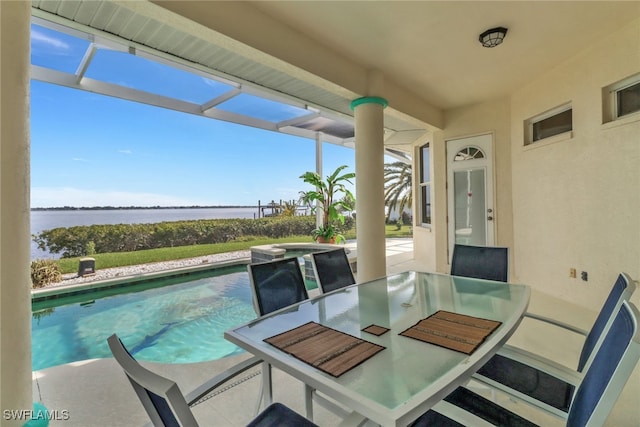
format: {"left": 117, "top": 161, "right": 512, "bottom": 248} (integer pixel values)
{"left": 32, "top": 238, "right": 640, "bottom": 426}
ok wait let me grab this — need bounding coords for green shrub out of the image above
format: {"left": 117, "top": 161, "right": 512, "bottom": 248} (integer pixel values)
{"left": 33, "top": 216, "right": 317, "bottom": 258}
{"left": 31, "top": 259, "right": 62, "bottom": 288}
{"left": 85, "top": 241, "right": 96, "bottom": 255}
{"left": 52, "top": 234, "right": 317, "bottom": 274}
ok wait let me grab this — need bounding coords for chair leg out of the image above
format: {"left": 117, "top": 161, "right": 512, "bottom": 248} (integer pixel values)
{"left": 254, "top": 362, "right": 273, "bottom": 416}
{"left": 254, "top": 379, "right": 264, "bottom": 416}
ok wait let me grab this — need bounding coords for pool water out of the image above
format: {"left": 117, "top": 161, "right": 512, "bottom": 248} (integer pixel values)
{"left": 32, "top": 266, "right": 258, "bottom": 371}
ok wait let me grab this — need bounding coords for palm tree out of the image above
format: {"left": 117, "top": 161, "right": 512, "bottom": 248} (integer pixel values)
{"left": 279, "top": 200, "right": 298, "bottom": 217}
{"left": 384, "top": 161, "right": 412, "bottom": 222}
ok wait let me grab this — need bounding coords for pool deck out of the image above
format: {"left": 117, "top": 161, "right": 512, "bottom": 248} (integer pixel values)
{"left": 32, "top": 238, "right": 640, "bottom": 426}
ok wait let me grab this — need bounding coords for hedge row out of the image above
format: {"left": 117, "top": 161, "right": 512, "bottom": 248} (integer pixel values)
{"left": 33, "top": 216, "right": 354, "bottom": 258}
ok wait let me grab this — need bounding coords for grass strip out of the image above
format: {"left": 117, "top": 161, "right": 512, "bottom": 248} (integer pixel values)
{"left": 54, "top": 225, "right": 412, "bottom": 274}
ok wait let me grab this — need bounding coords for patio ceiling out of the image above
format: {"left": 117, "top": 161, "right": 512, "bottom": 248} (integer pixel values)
{"left": 30, "top": 1, "right": 640, "bottom": 161}
{"left": 244, "top": 1, "right": 640, "bottom": 110}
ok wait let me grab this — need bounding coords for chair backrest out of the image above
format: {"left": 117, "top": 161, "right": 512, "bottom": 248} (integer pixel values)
{"left": 247, "top": 257, "right": 309, "bottom": 316}
{"left": 450, "top": 244, "right": 509, "bottom": 282}
{"left": 107, "top": 334, "right": 199, "bottom": 427}
{"left": 311, "top": 248, "right": 356, "bottom": 294}
{"left": 577, "top": 272, "right": 636, "bottom": 372}
{"left": 567, "top": 301, "right": 640, "bottom": 427}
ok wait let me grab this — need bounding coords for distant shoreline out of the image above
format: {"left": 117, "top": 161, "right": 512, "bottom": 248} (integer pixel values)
{"left": 31, "top": 205, "right": 259, "bottom": 211}
{"left": 30, "top": 206, "right": 267, "bottom": 259}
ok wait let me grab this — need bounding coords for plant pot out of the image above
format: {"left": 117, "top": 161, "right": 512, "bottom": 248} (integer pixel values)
{"left": 316, "top": 236, "right": 336, "bottom": 244}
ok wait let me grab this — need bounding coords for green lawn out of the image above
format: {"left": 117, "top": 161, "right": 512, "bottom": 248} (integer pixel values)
{"left": 54, "top": 225, "right": 412, "bottom": 274}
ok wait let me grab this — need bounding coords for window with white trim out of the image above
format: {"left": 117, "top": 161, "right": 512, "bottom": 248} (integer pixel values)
{"left": 525, "top": 103, "right": 573, "bottom": 145}
{"left": 419, "top": 143, "right": 431, "bottom": 226}
{"left": 603, "top": 73, "right": 640, "bottom": 123}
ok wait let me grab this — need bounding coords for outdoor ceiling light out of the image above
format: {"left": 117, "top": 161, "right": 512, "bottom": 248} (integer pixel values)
{"left": 479, "top": 27, "right": 508, "bottom": 48}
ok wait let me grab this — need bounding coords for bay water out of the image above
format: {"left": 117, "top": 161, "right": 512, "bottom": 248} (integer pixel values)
{"left": 31, "top": 207, "right": 259, "bottom": 259}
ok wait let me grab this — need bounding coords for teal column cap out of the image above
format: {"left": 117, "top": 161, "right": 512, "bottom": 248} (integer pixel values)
{"left": 23, "top": 403, "right": 49, "bottom": 427}
{"left": 350, "top": 96, "right": 388, "bottom": 110}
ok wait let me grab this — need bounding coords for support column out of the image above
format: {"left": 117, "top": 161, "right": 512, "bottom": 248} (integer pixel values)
{"left": 0, "top": 0, "right": 33, "bottom": 423}
{"left": 350, "top": 96, "right": 388, "bottom": 282}
{"left": 314, "top": 132, "right": 323, "bottom": 228}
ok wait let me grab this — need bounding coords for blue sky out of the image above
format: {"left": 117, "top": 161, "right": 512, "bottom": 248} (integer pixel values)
{"left": 30, "top": 24, "right": 364, "bottom": 208}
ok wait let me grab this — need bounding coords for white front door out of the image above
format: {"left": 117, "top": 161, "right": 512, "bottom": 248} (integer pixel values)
{"left": 447, "top": 134, "right": 495, "bottom": 258}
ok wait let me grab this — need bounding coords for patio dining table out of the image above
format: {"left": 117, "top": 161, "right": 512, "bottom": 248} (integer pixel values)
{"left": 224, "top": 270, "right": 530, "bottom": 427}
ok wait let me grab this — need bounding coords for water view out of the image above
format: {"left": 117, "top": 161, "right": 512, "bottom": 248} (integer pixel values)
{"left": 31, "top": 207, "right": 259, "bottom": 259}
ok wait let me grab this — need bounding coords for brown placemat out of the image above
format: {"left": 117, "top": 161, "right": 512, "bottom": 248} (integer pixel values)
{"left": 264, "top": 322, "right": 385, "bottom": 377}
{"left": 399, "top": 310, "right": 501, "bottom": 355}
{"left": 362, "top": 324, "right": 390, "bottom": 336}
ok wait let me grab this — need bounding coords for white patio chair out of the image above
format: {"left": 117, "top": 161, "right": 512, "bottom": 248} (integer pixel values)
{"left": 248, "top": 257, "right": 350, "bottom": 422}
{"left": 471, "top": 272, "right": 636, "bottom": 418}
{"left": 450, "top": 244, "right": 509, "bottom": 282}
{"left": 248, "top": 257, "right": 309, "bottom": 316}
{"left": 247, "top": 257, "right": 309, "bottom": 415}
{"left": 310, "top": 248, "right": 355, "bottom": 294}
{"left": 107, "top": 333, "right": 317, "bottom": 427}
{"left": 413, "top": 299, "right": 640, "bottom": 427}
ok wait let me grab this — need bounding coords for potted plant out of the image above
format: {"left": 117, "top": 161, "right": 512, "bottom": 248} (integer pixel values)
{"left": 311, "top": 224, "right": 341, "bottom": 244}
{"left": 300, "top": 165, "right": 355, "bottom": 244}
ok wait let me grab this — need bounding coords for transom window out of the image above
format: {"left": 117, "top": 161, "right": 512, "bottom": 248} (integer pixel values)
{"left": 603, "top": 73, "right": 640, "bottom": 122}
{"left": 617, "top": 82, "right": 640, "bottom": 117}
{"left": 525, "top": 103, "right": 573, "bottom": 145}
{"left": 454, "top": 146, "right": 485, "bottom": 161}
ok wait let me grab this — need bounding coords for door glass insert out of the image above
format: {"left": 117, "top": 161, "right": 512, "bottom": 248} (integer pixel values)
{"left": 454, "top": 146, "right": 485, "bottom": 161}
{"left": 453, "top": 169, "right": 486, "bottom": 246}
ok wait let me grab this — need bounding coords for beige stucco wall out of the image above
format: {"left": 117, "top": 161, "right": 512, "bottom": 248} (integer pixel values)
{"left": 510, "top": 18, "right": 640, "bottom": 309}
{"left": 413, "top": 18, "right": 639, "bottom": 312}
{"left": 413, "top": 97, "right": 513, "bottom": 275}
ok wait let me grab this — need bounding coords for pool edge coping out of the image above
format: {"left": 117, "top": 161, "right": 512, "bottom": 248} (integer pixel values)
{"left": 31, "top": 257, "right": 251, "bottom": 302}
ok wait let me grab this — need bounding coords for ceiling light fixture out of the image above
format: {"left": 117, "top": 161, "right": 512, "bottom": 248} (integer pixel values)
{"left": 479, "top": 27, "right": 508, "bottom": 48}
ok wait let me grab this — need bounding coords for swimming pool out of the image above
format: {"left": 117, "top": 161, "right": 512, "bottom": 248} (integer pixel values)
{"left": 32, "top": 265, "right": 261, "bottom": 371}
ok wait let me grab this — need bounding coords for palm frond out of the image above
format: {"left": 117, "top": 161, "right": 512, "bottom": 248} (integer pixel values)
{"left": 383, "top": 162, "right": 412, "bottom": 219}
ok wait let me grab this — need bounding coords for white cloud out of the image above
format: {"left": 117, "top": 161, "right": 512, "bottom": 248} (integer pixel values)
{"left": 72, "top": 158, "right": 89, "bottom": 162}
{"left": 31, "top": 29, "right": 70, "bottom": 51}
{"left": 31, "top": 187, "right": 208, "bottom": 208}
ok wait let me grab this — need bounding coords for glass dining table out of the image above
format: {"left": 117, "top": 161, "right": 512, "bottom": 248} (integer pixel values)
{"left": 224, "top": 270, "right": 530, "bottom": 427}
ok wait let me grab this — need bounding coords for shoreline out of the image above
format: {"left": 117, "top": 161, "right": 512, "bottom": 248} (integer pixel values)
{"left": 31, "top": 205, "right": 259, "bottom": 211}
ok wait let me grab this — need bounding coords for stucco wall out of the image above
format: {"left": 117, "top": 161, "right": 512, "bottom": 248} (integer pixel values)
{"left": 413, "top": 98, "right": 513, "bottom": 274}
{"left": 510, "top": 18, "right": 640, "bottom": 308}
{"left": 413, "top": 18, "right": 639, "bottom": 312}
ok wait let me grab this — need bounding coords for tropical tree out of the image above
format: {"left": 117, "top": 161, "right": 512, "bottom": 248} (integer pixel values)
{"left": 384, "top": 161, "right": 412, "bottom": 222}
{"left": 299, "top": 165, "right": 355, "bottom": 243}
{"left": 338, "top": 193, "right": 355, "bottom": 217}
{"left": 278, "top": 200, "right": 298, "bottom": 217}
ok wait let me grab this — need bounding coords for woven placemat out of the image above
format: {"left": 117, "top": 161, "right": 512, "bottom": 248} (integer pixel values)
{"left": 264, "top": 322, "right": 385, "bottom": 377}
{"left": 399, "top": 310, "right": 502, "bottom": 355}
